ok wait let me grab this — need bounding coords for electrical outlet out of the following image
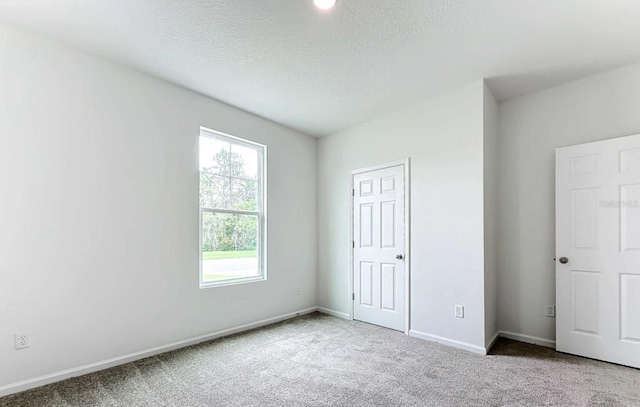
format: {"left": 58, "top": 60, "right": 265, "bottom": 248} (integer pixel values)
{"left": 546, "top": 305, "right": 556, "bottom": 318}
{"left": 296, "top": 287, "right": 301, "bottom": 295}
{"left": 15, "top": 332, "right": 31, "bottom": 350}
{"left": 455, "top": 305, "right": 464, "bottom": 319}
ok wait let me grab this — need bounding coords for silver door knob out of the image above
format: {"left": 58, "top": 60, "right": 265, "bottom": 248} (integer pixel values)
{"left": 396, "top": 254, "right": 404, "bottom": 260}
{"left": 559, "top": 257, "right": 569, "bottom": 264}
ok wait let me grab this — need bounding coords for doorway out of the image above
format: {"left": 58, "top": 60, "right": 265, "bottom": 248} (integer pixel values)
{"left": 351, "top": 160, "right": 410, "bottom": 333}
{"left": 556, "top": 134, "right": 640, "bottom": 368}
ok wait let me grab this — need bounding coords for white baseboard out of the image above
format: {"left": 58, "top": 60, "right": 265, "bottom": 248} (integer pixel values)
{"left": 486, "top": 331, "right": 500, "bottom": 353}
{"left": 0, "top": 307, "right": 317, "bottom": 398}
{"left": 409, "top": 330, "right": 487, "bottom": 355}
{"left": 0, "top": 309, "right": 558, "bottom": 398}
{"left": 499, "top": 331, "right": 556, "bottom": 348}
{"left": 315, "top": 307, "right": 351, "bottom": 320}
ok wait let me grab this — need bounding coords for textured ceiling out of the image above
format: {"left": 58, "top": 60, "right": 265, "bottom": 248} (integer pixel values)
{"left": 1, "top": 1, "right": 640, "bottom": 136}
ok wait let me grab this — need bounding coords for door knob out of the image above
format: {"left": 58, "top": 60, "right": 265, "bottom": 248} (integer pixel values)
{"left": 396, "top": 254, "right": 404, "bottom": 260}
{"left": 559, "top": 257, "right": 569, "bottom": 264}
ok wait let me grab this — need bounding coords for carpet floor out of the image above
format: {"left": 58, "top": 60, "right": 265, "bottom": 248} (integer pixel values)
{"left": 1, "top": 313, "right": 639, "bottom": 406}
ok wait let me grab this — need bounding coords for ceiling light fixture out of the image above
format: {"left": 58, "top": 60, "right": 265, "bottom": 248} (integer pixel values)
{"left": 313, "top": 0, "right": 336, "bottom": 10}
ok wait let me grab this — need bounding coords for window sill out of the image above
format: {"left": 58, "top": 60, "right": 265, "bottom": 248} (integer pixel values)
{"left": 199, "top": 275, "right": 266, "bottom": 289}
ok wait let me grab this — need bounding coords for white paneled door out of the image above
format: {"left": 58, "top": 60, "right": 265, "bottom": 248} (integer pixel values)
{"left": 556, "top": 134, "right": 640, "bottom": 368}
{"left": 353, "top": 164, "right": 406, "bottom": 332}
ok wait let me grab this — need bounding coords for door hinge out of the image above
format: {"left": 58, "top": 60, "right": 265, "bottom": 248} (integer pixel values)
{"left": 352, "top": 189, "right": 355, "bottom": 196}
{"left": 352, "top": 293, "right": 355, "bottom": 300}
{"left": 352, "top": 241, "right": 355, "bottom": 248}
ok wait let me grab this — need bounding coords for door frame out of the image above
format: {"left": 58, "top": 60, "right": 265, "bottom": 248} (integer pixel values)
{"left": 349, "top": 158, "right": 411, "bottom": 335}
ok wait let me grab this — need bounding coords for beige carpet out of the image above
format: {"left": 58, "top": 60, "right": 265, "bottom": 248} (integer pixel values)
{"left": 1, "top": 313, "right": 639, "bottom": 406}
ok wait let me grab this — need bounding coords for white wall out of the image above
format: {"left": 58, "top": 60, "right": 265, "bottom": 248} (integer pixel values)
{"left": 318, "top": 81, "right": 489, "bottom": 350}
{"left": 0, "top": 22, "right": 317, "bottom": 389}
{"left": 498, "top": 62, "right": 640, "bottom": 342}
{"left": 483, "top": 84, "right": 499, "bottom": 347}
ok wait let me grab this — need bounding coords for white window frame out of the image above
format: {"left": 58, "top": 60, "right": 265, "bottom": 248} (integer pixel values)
{"left": 199, "top": 127, "right": 267, "bottom": 288}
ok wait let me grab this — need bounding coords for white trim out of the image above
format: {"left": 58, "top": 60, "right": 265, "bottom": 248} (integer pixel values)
{"left": 499, "top": 331, "right": 556, "bottom": 348}
{"left": 0, "top": 311, "right": 561, "bottom": 398}
{"left": 316, "top": 307, "right": 351, "bottom": 320}
{"left": 349, "top": 159, "right": 411, "bottom": 334}
{"left": 409, "top": 330, "right": 487, "bottom": 355}
{"left": 0, "top": 307, "right": 316, "bottom": 398}
{"left": 200, "top": 207, "right": 260, "bottom": 216}
{"left": 200, "top": 126, "right": 266, "bottom": 149}
{"left": 486, "top": 331, "right": 500, "bottom": 353}
{"left": 403, "top": 159, "right": 411, "bottom": 335}
{"left": 199, "top": 275, "right": 266, "bottom": 289}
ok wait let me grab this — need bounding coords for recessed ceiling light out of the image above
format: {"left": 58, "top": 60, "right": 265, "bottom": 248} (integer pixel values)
{"left": 314, "top": 0, "right": 336, "bottom": 10}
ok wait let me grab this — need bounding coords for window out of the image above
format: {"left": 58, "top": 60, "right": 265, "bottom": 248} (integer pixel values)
{"left": 199, "top": 127, "right": 266, "bottom": 287}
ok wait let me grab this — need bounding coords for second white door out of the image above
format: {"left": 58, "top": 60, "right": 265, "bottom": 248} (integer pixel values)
{"left": 556, "top": 134, "right": 640, "bottom": 368}
{"left": 353, "top": 164, "right": 406, "bottom": 332}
